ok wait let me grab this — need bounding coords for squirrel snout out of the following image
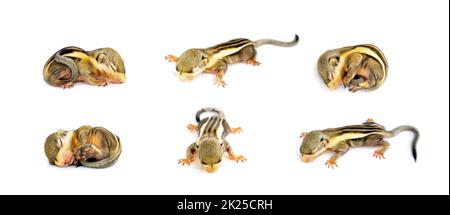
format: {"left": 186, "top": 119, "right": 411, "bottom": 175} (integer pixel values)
{"left": 300, "top": 154, "right": 315, "bottom": 163}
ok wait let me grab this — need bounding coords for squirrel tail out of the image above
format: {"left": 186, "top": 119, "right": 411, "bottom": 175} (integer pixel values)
{"left": 388, "top": 125, "right": 419, "bottom": 161}
{"left": 195, "top": 107, "right": 225, "bottom": 122}
{"left": 254, "top": 34, "right": 299, "bottom": 48}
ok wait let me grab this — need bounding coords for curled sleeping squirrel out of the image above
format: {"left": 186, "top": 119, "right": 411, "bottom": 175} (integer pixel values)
{"left": 300, "top": 119, "right": 419, "bottom": 168}
{"left": 179, "top": 108, "right": 246, "bottom": 173}
{"left": 43, "top": 47, "right": 126, "bottom": 88}
{"left": 317, "top": 44, "right": 388, "bottom": 92}
{"left": 166, "top": 35, "right": 299, "bottom": 87}
{"left": 44, "top": 125, "right": 122, "bottom": 168}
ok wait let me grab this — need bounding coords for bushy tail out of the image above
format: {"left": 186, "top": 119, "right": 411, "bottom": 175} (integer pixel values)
{"left": 389, "top": 125, "right": 419, "bottom": 161}
{"left": 80, "top": 136, "right": 122, "bottom": 168}
{"left": 254, "top": 34, "right": 299, "bottom": 48}
{"left": 195, "top": 107, "right": 225, "bottom": 122}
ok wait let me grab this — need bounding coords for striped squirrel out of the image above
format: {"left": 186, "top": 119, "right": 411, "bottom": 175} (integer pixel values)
{"left": 317, "top": 44, "right": 388, "bottom": 92}
{"left": 44, "top": 47, "right": 126, "bottom": 88}
{"left": 300, "top": 119, "right": 419, "bottom": 168}
{"left": 44, "top": 125, "right": 122, "bottom": 168}
{"left": 166, "top": 35, "right": 299, "bottom": 87}
{"left": 179, "top": 108, "right": 246, "bottom": 173}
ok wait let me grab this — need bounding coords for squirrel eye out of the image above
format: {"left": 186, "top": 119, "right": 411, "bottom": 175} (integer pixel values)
{"left": 319, "top": 137, "right": 325, "bottom": 142}
{"left": 353, "top": 75, "right": 365, "bottom": 82}
{"left": 96, "top": 53, "right": 107, "bottom": 63}
{"left": 57, "top": 139, "right": 63, "bottom": 149}
{"left": 329, "top": 57, "right": 339, "bottom": 66}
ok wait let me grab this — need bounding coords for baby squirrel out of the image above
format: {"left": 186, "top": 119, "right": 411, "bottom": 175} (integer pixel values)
{"left": 43, "top": 47, "right": 126, "bottom": 88}
{"left": 317, "top": 44, "right": 388, "bottom": 92}
{"left": 44, "top": 125, "right": 122, "bottom": 168}
{"left": 179, "top": 108, "right": 246, "bottom": 173}
{"left": 300, "top": 119, "right": 419, "bottom": 168}
{"left": 166, "top": 35, "right": 299, "bottom": 87}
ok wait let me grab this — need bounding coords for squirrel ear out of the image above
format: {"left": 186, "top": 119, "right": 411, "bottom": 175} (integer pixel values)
{"left": 365, "top": 118, "right": 375, "bottom": 124}
{"left": 320, "top": 139, "right": 329, "bottom": 147}
{"left": 96, "top": 53, "right": 107, "bottom": 63}
{"left": 300, "top": 132, "right": 308, "bottom": 138}
{"left": 329, "top": 57, "right": 339, "bottom": 66}
{"left": 201, "top": 54, "right": 209, "bottom": 63}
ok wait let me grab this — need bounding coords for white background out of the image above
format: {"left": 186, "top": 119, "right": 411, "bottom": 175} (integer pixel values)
{"left": 0, "top": 0, "right": 448, "bottom": 195}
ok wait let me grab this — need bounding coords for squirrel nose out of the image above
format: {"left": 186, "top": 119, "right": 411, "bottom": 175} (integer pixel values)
{"left": 301, "top": 154, "right": 313, "bottom": 162}
{"left": 63, "top": 154, "right": 74, "bottom": 166}
{"left": 206, "top": 167, "right": 217, "bottom": 173}
{"left": 203, "top": 164, "right": 219, "bottom": 173}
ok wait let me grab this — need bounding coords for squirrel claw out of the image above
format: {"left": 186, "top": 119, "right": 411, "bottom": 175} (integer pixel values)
{"left": 165, "top": 55, "right": 178, "bottom": 63}
{"left": 246, "top": 59, "right": 261, "bottom": 66}
{"left": 75, "top": 145, "right": 96, "bottom": 161}
{"left": 325, "top": 159, "right": 338, "bottom": 169}
{"left": 229, "top": 155, "right": 246, "bottom": 163}
{"left": 187, "top": 124, "right": 198, "bottom": 132}
{"left": 348, "top": 85, "right": 360, "bottom": 93}
{"left": 62, "top": 82, "right": 74, "bottom": 89}
{"left": 178, "top": 159, "right": 192, "bottom": 166}
{"left": 231, "top": 127, "right": 243, "bottom": 134}
{"left": 214, "top": 79, "right": 227, "bottom": 87}
{"left": 97, "top": 81, "right": 108, "bottom": 87}
{"left": 373, "top": 150, "right": 385, "bottom": 159}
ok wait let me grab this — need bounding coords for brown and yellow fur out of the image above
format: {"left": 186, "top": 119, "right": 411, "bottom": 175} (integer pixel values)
{"left": 44, "top": 125, "right": 122, "bottom": 168}
{"left": 166, "top": 35, "right": 299, "bottom": 87}
{"left": 300, "top": 119, "right": 418, "bottom": 168}
{"left": 317, "top": 44, "right": 388, "bottom": 92}
{"left": 44, "top": 47, "right": 126, "bottom": 88}
{"left": 179, "top": 108, "right": 246, "bottom": 173}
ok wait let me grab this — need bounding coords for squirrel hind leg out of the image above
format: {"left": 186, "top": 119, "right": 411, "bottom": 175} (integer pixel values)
{"left": 226, "top": 46, "right": 257, "bottom": 65}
